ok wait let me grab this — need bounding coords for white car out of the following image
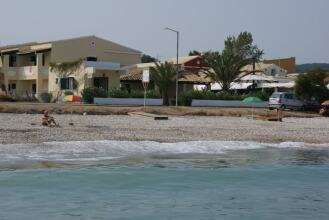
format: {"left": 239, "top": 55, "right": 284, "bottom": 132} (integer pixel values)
{"left": 269, "top": 92, "right": 304, "bottom": 110}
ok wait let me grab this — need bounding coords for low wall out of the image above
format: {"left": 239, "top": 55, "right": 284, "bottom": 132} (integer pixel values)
{"left": 191, "top": 99, "right": 268, "bottom": 108}
{"left": 94, "top": 97, "right": 163, "bottom": 106}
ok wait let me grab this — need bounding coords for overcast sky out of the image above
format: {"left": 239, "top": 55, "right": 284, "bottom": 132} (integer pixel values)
{"left": 0, "top": 0, "right": 328, "bottom": 64}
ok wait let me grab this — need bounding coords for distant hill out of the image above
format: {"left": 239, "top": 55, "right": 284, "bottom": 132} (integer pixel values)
{"left": 296, "top": 63, "right": 329, "bottom": 73}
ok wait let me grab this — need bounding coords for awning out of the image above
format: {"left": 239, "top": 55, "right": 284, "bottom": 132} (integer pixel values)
{"left": 258, "top": 82, "right": 295, "bottom": 89}
{"left": 211, "top": 82, "right": 252, "bottom": 90}
{"left": 17, "top": 50, "right": 35, "bottom": 55}
{"left": 85, "top": 61, "right": 127, "bottom": 78}
{"left": 239, "top": 74, "right": 276, "bottom": 82}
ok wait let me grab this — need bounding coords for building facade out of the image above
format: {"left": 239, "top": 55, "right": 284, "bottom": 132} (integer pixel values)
{"left": 263, "top": 57, "right": 296, "bottom": 74}
{"left": 0, "top": 36, "right": 141, "bottom": 98}
{"left": 120, "top": 55, "right": 211, "bottom": 97}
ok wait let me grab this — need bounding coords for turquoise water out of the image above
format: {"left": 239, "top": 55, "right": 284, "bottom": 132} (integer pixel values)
{"left": 0, "top": 141, "right": 329, "bottom": 219}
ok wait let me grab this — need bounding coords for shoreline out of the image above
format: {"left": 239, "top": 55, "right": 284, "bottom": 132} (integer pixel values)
{"left": 0, "top": 113, "right": 328, "bottom": 145}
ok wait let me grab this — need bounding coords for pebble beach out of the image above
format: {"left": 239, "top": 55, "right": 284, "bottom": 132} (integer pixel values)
{"left": 0, "top": 113, "right": 328, "bottom": 144}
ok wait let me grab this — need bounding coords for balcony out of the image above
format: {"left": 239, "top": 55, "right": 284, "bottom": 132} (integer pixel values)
{"left": 6, "top": 66, "right": 38, "bottom": 79}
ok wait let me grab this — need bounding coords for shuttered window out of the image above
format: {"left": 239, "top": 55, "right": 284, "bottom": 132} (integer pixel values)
{"left": 60, "top": 77, "right": 76, "bottom": 90}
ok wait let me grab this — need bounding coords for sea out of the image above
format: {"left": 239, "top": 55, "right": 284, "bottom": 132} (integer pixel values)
{"left": 0, "top": 140, "right": 329, "bottom": 220}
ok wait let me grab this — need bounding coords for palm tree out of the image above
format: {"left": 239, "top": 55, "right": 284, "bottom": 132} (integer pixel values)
{"left": 204, "top": 52, "right": 250, "bottom": 91}
{"left": 150, "top": 62, "right": 179, "bottom": 106}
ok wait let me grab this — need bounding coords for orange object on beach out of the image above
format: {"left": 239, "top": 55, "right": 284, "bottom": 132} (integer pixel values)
{"left": 63, "top": 95, "right": 81, "bottom": 102}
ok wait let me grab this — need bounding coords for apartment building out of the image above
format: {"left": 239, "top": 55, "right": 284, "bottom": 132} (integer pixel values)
{"left": 0, "top": 36, "right": 141, "bottom": 97}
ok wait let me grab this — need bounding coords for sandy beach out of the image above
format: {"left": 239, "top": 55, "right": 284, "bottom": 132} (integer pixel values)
{"left": 0, "top": 112, "right": 328, "bottom": 144}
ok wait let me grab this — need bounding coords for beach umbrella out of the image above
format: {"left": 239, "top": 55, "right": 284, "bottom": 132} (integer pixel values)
{"left": 242, "top": 96, "right": 264, "bottom": 119}
{"left": 321, "top": 100, "right": 329, "bottom": 106}
{"left": 63, "top": 95, "right": 81, "bottom": 102}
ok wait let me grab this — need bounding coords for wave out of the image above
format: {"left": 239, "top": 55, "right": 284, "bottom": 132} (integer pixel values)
{"left": 0, "top": 140, "right": 328, "bottom": 163}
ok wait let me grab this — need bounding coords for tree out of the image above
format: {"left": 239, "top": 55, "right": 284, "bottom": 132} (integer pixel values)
{"left": 150, "top": 62, "right": 179, "bottom": 106}
{"left": 295, "top": 68, "right": 329, "bottom": 102}
{"left": 141, "top": 54, "right": 157, "bottom": 63}
{"left": 188, "top": 50, "right": 201, "bottom": 56}
{"left": 204, "top": 32, "right": 263, "bottom": 91}
{"left": 223, "top": 31, "right": 263, "bottom": 60}
{"left": 204, "top": 52, "right": 249, "bottom": 91}
{"left": 50, "top": 59, "right": 84, "bottom": 97}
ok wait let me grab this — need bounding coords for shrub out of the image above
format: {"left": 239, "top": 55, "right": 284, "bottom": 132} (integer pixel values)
{"left": 295, "top": 68, "right": 329, "bottom": 102}
{"left": 145, "top": 90, "right": 160, "bottom": 99}
{"left": 108, "top": 88, "right": 131, "bottom": 98}
{"left": 81, "top": 87, "right": 107, "bottom": 104}
{"left": 39, "top": 92, "right": 53, "bottom": 103}
{"left": 178, "top": 90, "right": 244, "bottom": 106}
{"left": 249, "top": 91, "right": 271, "bottom": 101}
{"left": 0, "top": 94, "right": 15, "bottom": 102}
{"left": 109, "top": 88, "right": 160, "bottom": 99}
{"left": 216, "top": 91, "right": 244, "bottom": 101}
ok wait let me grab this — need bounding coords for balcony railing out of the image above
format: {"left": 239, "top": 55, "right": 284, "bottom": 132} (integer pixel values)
{"left": 6, "top": 66, "right": 38, "bottom": 79}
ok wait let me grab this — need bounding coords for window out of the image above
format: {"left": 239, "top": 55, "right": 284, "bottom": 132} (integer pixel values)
{"left": 9, "top": 55, "right": 16, "bottom": 67}
{"left": 284, "top": 94, "right": 293, "bottom": 99}
{"left": 42, "top": 53, "right": 46, "bottom": 66}
{"left": 60, "top": 77, "right": 76, "bottom": 90}
{"left": 271, "top": 69, "right": 276, "bottom": 76}
{"left": 8, "top": 83, "right": 16, "bottom": 91}
{"left": 86, "top": 56, "right": 97, "bottom": 62}
{"left": 32, "top": 84, "right": 37, "bottom": 94}
{"left": 30, "top": 55, "right": 36, "bottom": 65}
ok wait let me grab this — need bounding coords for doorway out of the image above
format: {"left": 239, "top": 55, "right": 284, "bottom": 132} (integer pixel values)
{"left": 32, "top": 84, "right": 37, "bottom": 94}
{"left": 94, "top": 77, "right": 108, "bottom": 91}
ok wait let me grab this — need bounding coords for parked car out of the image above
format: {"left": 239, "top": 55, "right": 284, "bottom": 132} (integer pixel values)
{"left": 268, "top": 92, "right": 304, "bottom": 110}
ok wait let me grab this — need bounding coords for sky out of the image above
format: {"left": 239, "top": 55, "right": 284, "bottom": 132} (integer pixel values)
{"left": 0, "top": 0, "right": 328, "bottom": 64}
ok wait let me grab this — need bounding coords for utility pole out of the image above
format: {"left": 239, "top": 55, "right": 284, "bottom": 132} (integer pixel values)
{"left": 252, "top": 56, "right": 256, "bottom": 93}
{"left": 164, "top": 27, "right": 179, "bottom": 107}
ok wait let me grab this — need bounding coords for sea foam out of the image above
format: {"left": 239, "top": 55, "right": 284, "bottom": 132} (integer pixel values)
{"left": 0, "top": 140, "right": 328, "bottom": 162}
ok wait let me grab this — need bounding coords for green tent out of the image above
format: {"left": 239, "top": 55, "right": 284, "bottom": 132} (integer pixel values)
{"left": 242, "top": 96, "right": 264, "bottom": 119}
{"left": 242, "top": 96, "right": 263, "bottom": 103}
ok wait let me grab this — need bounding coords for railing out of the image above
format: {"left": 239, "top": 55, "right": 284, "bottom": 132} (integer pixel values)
{"left": 6, "top": 66, "right": 38, "bottom": 79}
{"left": 3, "top": 90, "right": 51, "bottom": 100}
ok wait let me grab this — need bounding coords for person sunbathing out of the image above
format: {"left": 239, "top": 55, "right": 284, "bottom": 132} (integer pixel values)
{"left": 41, "top": 110, "right": 58, "bottom": 127}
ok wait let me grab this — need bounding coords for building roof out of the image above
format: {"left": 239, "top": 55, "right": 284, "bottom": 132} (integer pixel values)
{"left": 240, "top": 62, "right": 275, "bottom": 73}
{"left": 120, "top": 69, "right": 144, "bottom": 81}
{"left": 0, "top": 35, "right": 141, "bottom": 54}
{"left": 179, "top": 72, "right": 211, "bottom": 84}
{"left": 167, "top": 56, "right": 199, "bottom": 65}
{"left": 120, "top": 68, "right": 211, "bottom": 84}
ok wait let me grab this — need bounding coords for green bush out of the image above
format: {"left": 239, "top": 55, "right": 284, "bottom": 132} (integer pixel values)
{"left": 295, "top": 68, "right": 329, "bottom": 102}
{"left": 216, "top": 91, "right": 244, "bottom": 101}
{"left": 178, "top": 90, "right": 244, "bottom": 106}
{"left": 145, "top": 90, "right": 160, "bottom": 99}
{"left": 39, "top": 92, "right": 53, "bottom": 103}
{"left": 81, "top": 87, "right": 107, "bottom": 104}
{"left": 108, "top": 89, "right": 131, "bottom": 98}
{"left": 249, "top": 91, "right": 271, "bottom": 101}
{"left": 109, "top": 88, "right": 160, "bottom": 99}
